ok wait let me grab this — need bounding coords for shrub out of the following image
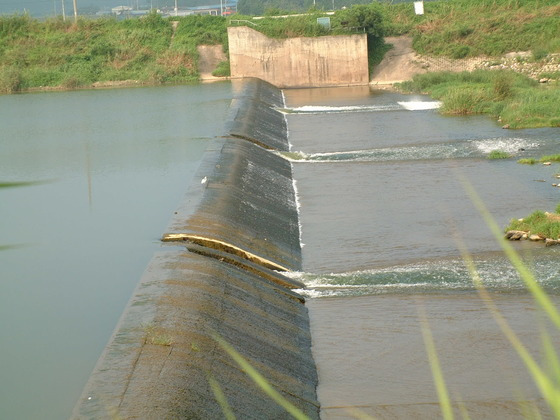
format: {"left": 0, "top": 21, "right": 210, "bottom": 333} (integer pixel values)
{"left": 450, "top": 44, "right": 471, "bottom": 59}
{"left": 0, "top": 66, "right": 22, "bottom": 93}
{"left": 212, "top": 60, "right": 231, "bottom": 77}
{"left": 532, "top": 49, "right": 548, "bottom": 61}
{"left": 493, "top": 72, "right": 514, "bottom": 99}
{"left": 518, "top": 158, "right": 536, "bottom": 164}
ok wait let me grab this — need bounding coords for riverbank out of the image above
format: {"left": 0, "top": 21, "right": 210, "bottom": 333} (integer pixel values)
{"left": 0, "top": 12, "right": 227, "bottom": 94}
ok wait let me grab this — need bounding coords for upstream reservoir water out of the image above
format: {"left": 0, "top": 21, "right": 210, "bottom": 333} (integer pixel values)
{"left": 0, "top": 83, "right": 233, "bottom": 419}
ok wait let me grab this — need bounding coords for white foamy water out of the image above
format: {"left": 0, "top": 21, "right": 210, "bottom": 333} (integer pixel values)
{"left": 288, "top": 253, "right": 560, "bottom": 298}
{"left": 284, "top": 101, "right": 441, "bottom": 114}
{"left": 280, "top": 136, "right": 542, "bottom": 163}
{"left": 474, "top": 137, "right": 539, "bottom": 154}
{"left": 281, "top": 104, "right": 403, "bottom": 114}
{"left": 397, "top": 100, "right": 442, "bottom": 110}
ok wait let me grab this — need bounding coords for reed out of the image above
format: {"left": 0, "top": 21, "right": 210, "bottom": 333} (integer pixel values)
{"left": 399, "top": 70, "right": 559, "bottom": 128}
{"left": 381, "top": 0, "right": 560, "bottom": 57}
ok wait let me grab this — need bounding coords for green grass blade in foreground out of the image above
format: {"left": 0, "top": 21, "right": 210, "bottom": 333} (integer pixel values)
{"left": 212, "top": 334, "right": 310, "bottom": 420}
{"left": 0, "top": 180, "right": 50, "bottom": 188}
{"left": 541, "top": 328, "right": 560, "bottom": 388}
{"left": 208, "top": 375, "right": 236, "bottom": 420}
{"left": 461, "top": 251, "right": 560, "bottom": 418}
{"left": 461, "top": 177, "right": 560, "bottom": 330}
{"left": 417, "top": 304, "right": 454, "bottom": 420}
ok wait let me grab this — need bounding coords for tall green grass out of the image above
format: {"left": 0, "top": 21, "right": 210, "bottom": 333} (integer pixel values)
{"left": 505, "top": 209, "right": 560, "bottom": 239}
{"left": 0, "top": 12, "right": 204, "bottom": 91}
{"left": 398, "top": 70, "right": 560, "bottom": 128}
{"left": 381, "top": 0, "right": 560, "bottom": 58}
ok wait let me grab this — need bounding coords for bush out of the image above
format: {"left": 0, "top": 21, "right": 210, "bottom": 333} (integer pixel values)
{"left": 450, "top": 44, "right": 471, "bottom": 59}
{"left": 493, "top": 72, "right": 514, "bottom": 99}
{"left": 0, "top": 66, "right": 22, "bottom": 93}
{"left": 532, "top": 49, "right": 548, "bottom": 61}
{"left": 212, "top": 60, "right": 231, "bottom": 77}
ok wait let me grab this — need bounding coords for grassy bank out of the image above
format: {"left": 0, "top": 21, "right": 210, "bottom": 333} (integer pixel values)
{"left": 398, "top": 70, "right": 560, "bottom": 128}
{"left": 381, "top": 0, "right": 560, "bottom": 58}
{"left": 0, "top": 12, "right": 227, "bottom": 93}
{"left": 506, "top": 207, "right": 560, "bottom": 240}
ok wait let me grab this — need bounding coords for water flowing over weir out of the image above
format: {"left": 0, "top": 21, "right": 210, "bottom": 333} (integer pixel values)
{"left": 72, "top": 79, "right": 320, "bottom": 419}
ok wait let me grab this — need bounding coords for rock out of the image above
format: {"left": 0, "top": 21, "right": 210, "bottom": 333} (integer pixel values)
{"left": 543, "top": 162, "right": 552, "bottom": 166}
{"left": 502, "top": 124, "right": 510, "bottom": 129}
{"left": 539, "top": 78, "right": 549, "bottom": 83}
{"left": 505, "top": 230, "right": 528, "bottom": 240}
{"left": 545, "top": 238, "right": 560, "bottom": 247}
{"left": 529, "top": 234, "right": 545, "bottom": 241}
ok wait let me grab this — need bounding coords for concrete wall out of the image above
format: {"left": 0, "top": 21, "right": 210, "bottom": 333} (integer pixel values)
{"left": 228, "top": 26, "right": 369, "bottom": 88}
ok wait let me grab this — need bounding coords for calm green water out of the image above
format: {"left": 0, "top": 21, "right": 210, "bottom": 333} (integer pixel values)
{"left": 0, "top": 83, "right": 233, "bottom": 419}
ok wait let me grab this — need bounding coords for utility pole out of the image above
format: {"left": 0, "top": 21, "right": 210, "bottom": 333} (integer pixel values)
{"left": 72, "top": 0, "right": 78, "bottom": 23}
{"left": 61, "top": 0, "right": 66, "bottom": 21}
{"left": 175, "top": 0, "right": 178, "bottom": 16}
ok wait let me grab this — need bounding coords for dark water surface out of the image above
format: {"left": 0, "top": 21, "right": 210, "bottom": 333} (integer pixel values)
{"left": 0, "top": 83, "right": 233, "bottom": 419}
{"left": 283, "top": 85, "right": 560, "bottom": 418}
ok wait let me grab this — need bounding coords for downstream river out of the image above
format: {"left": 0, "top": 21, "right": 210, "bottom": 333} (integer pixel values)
{"left": 283, "top": 86, "right": 560, "bottom": 419}
{"left": 1, "top": 82, "right": 559, "bottom": 419}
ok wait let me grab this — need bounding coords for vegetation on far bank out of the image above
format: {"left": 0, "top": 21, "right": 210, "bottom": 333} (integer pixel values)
{"left": 382, "top": 0, "right": 560, "bottom": 59}
{"left": 1, "top": 0, "right": 559, "bottom": 103}
{"left": 397, "top": 70, "right": 560, "bottom": 128}
{"left": 0, "top": 12, "right": 227, "bottom": 93}
{"left": 235, "top": 0, "right": 560, "bottom": 58}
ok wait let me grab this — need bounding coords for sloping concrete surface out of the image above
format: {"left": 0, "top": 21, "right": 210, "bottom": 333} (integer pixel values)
{"left": 73, "top": 78, "right": 319, "bottom": 419}
{"left": 73, "top": 250, "right": 318, "bottom": 419}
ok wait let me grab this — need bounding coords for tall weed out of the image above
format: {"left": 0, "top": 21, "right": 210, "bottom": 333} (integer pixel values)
{"left": 0, "top": 65, "right": 22, "bottom": 93}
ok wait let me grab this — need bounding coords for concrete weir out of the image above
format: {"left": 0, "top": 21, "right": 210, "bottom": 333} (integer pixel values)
{"left": 72, "top": 78, "right": 320, "bottom": 419}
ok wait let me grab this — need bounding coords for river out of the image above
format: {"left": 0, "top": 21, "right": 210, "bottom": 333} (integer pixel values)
{"left": 1, "top": 82, "right": 559, "bottom": 419}
{"left": 0, "top": 82, "right": 233, "bottom": 419}
{"left": 283, "top": 85, "right": 560, "bottom": 419}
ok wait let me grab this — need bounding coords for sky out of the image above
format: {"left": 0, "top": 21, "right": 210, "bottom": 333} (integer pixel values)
{"left": 0, "top": 0, "right": 187, "bottom": 16}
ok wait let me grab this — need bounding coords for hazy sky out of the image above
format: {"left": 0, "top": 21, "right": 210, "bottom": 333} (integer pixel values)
{"left": 0, "top": 0, "right": 184, "bottom": 16}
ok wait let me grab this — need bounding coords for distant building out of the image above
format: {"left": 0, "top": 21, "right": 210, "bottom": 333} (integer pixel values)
{"left": 112, "top": 5, "right": 133, "bottom": 15}
{"left": 110, "top": 1, "right": 237, "bottom": 18}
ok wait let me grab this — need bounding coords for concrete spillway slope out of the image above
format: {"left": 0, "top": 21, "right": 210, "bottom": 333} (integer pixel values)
{"left": 72, "top": 78, "right": 319, "bottom": 419}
